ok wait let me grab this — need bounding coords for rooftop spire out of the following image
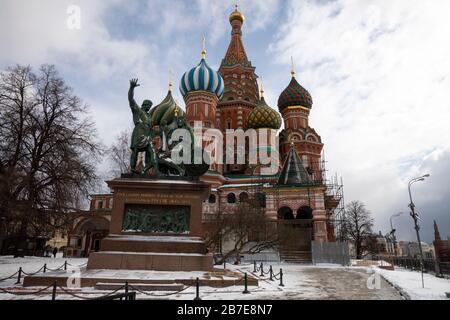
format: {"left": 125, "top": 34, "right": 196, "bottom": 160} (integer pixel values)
{"left": 291, "top": 56, "right": 296, "bottom": 78}
{"left": 168, "top": 68, "right": 173, "bottom": 92}
{"left": 201, "top": 35, "right": 206, "bottom": 59}
{"left": 260, "top": 76, "right": 265, "bottom": 97}
{"left": 434, "top": 220, "right": 442, "bottom": 241}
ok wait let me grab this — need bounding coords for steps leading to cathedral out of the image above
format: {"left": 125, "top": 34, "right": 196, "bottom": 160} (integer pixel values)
{"left": 280, "top": 250, "right": 312, "bottom": 264}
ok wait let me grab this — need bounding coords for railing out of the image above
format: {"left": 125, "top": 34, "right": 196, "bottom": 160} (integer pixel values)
{"left": 253, "top": 261, "right": 285, "bottom": 287}
{"left": 0, "top": 261, "right": 88, "bottom": 284}
{"left": 377, "top": 256, "right": 450, "bottom": 278}
{"left": 0, "top": 264, "right": 267, "bottom": 300}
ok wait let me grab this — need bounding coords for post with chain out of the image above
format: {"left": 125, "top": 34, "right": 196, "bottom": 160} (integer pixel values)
{"left": 194, "top": 278, "right": 201, "bottom": 301}
{"left": 279, "top": 269, "right": 285, "bottom": 287}
{"left": 260, "top": 263, "right": 264, "bottom": 277}
{"left": 16, "top": 267, "right": 22, "bottom": 284}
{"left": 253, "top": 261, "right": 257, "bottom": 273}
{"left": 51, "top": 282, "right": 57, "bottom": 301}
{"left": 269, "top": 266, "right": 274, "bottom": 281}
{"left": 43, "top": 263, "right": 47, "bottom": 273}
{"left": 242, "top": 273, "right": 250, "bottom": 294}
{"left": 64, "top": 261, "right": 67, "bottom": 271}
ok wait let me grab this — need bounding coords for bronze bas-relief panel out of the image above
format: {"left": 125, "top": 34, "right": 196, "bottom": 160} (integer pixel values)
{"left": 122, "top": 204, "right": 191, "bottom": 234}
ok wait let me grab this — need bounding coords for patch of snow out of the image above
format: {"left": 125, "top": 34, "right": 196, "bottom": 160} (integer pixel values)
{"left": 373, "top": 266, "right": 450, "bottom": 300}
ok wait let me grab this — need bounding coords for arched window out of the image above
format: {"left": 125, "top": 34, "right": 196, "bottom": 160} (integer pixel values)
{"left": 256, "top": 193, "right": 267, "bottom": 208}
{"left": 307, "top": 135, "right": 316, "bottom": 142}
{"left": 208, "top": 194, "right": 216, "bottom": 204}
{"left": 227, "top": 193, "right": 237, "bottom": 204}
{"left": 239, "top": 192, "right": 249, "bottom": 202}
{"left": 227, "top": 118, "right": 232, "bottom": 129}
{"left": 297, "top": 206, "right": 313, "bottom": 219}
{"left": 277, "top": 207, "right": 294, "bottom": 220}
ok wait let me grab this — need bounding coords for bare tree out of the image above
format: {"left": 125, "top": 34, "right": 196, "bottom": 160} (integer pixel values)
{"left": 207, "top": 200, "right": 278, "bottom": 265}
{"left": 344, "top": 201, "right": 374, "bottom": 259}
{"left": 107, "top": 130, "right": 131, "bottom": 177}
{"left": 0, "top": 64, "right": 101, "bottom": 251}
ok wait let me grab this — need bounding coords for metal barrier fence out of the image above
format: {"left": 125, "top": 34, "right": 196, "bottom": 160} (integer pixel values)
{"left": 377, "top": 256, "right": 450, "bottom": 278}
{"left": 312, "top": 241, "right": 350, "bottom": 266}
{"left": 0, "top": 263, "right": 274, "bottom": 300}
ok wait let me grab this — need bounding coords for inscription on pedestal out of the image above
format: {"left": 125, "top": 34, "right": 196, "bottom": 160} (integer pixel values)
{"left": 122, "top": 204, "right": 190, "bottom": 234}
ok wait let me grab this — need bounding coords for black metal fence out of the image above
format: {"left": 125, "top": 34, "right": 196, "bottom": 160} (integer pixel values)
{"left": 0, "top": 261, "right": 271, "bottom": 300}
{"left": 379, "top": 256, "right": 450, "bottom": 278}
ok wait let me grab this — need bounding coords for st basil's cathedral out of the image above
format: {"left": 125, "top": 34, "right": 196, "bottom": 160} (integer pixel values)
{"left": 66, "top": 5, "right": 344, "bottom": 263}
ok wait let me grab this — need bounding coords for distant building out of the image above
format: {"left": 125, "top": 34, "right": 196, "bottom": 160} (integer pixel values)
{"left": 65, "top": 194, "right": 112, "bottom": 258}
{"left": 398, "top": 241, "right": 435, "bottom": 259}
{"left": 433, "top": 220, "right": 450, "bottom": 262}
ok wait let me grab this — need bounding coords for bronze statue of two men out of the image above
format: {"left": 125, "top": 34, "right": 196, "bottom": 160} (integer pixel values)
{"left": 127, "top": 78, "right": 209, "bottom": 178}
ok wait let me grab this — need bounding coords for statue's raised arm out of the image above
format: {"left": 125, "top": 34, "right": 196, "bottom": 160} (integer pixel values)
{"left": 128, "top": 78, "right": 140, "bottom": 110}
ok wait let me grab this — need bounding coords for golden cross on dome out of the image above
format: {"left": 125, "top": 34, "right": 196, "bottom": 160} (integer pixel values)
{"left": 201, "top": 35, "right": 206, "bottom": 59}
{"left": 291, "top": 56, "right": 296, "bottom": 78}
{"left": 168, "top": 68, "right": 174, "bottom": 91}
{"left": 259, "top": 75, "right": 265, "bottom": 97}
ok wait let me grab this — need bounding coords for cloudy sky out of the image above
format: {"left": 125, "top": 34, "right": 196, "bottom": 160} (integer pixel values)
{"left": 1, "top": 0, "right": 449, "bottom": 242}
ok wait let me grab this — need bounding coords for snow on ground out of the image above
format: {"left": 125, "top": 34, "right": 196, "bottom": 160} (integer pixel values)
{"left": 373, "top": 266, "right": 450, "bottom": 300}
{"left": 0, "top": 256, "right": 405, "bottom": 300}
{"left": 0, "top": 255, "right": 88, "bottom": 278}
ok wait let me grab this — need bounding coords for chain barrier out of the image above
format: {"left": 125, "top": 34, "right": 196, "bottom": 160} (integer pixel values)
{"left": 252, "top": 262, "right": 284, "bottom": 287}
{"left": 54, "top": 284, "right": 127, "bottom": 300}
{"left": 127, "top": 284, "right": 193, "bottom": 297}
{"left": 66, "top": 262, "right": 87, "bottom": 268}
{"left": 1, "top": 261, "right": 264, "bottom": 300}
{"left": 0, "top": 260, "right": 88, "bottom": 285}
{"left": 0, "top": 271, "right": 19, "bottom": 282}
{"left": 46, "top": 263, "right": 67, "bottom": 272}
{"left": 20, "top": 266, "right": 45, "bottom": 277}
{"left": 0, "top": 284, "right": 54, "bottom": 296}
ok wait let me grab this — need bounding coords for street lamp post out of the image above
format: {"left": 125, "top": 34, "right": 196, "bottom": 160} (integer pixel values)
{"left": 390, "top": 212, "right": 403, "bottom": 257}
{"left": 408, "top": 174, "right": 430, "bottom": 289}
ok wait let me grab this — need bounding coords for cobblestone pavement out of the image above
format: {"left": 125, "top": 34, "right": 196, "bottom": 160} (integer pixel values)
{"left": 223, "top": 264, "right": 404, "bottom": 300}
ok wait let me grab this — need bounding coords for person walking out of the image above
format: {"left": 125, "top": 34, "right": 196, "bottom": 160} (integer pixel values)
{"left": 52, "top": 247, "right": 58, "bottom": 259}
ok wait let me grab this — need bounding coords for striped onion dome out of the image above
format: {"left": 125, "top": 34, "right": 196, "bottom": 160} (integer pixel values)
{"left": 278, "top": 76, "right": 313, "bottom": 112}
{"left": 150, "top": 88, "right": 185, "bottom": 131}
{"left": 247, "top": 93, "right": 282, "bottom": 130}
{"left": 180, "top": 57, "right": 224, "bottom": 99}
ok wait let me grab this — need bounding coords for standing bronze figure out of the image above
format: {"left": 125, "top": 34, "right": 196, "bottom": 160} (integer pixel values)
{"left": 128, "top": 78, "right": 159, "bottom": 175}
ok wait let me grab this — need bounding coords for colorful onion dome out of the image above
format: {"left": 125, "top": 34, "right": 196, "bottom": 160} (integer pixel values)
{"left": 278, "top": 75, "right": 313, "bottom": 112}
{"left": 247, "top": 90, "right": 282, "bottom": 130}
{"left": 229, "top": 5, "right": 245, "bottom": 23}
{"left": 179, "top": 55, "right": 224, "bottom": 99}
{"left": 150, "top": 86, "right": 185, "bottom": 129}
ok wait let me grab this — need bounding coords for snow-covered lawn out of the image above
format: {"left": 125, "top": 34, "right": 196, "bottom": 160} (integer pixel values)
{"left": 0, "top": 256, "right": 406, "bottom": 300}
{"left": 373, "top": 266, "right": 450, "bottom": 300}
{"left": 0, "top": 255, "right": 88, "bottom": 279}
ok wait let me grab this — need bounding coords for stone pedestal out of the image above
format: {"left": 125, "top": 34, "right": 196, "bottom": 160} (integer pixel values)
{"left": 87, "top": 178, "right": 213, "bottom": 271}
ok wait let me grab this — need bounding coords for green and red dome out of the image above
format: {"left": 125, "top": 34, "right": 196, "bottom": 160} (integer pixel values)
{"left": 278, "top": 76, "right": 313, "bottom": 112}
